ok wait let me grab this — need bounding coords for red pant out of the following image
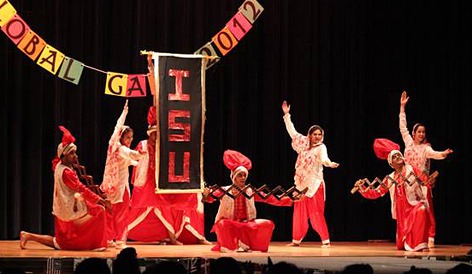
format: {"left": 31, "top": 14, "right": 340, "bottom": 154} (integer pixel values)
{"left": 54, "top": 202, "right": 108, "bottom": 250}
{"left": 292, "top": 184, "right": 329, "bottom": 243}
{"left": 211, "top": 219, "right": 275, "bottom": 252}
{"left": 398, "top": 203, "right": 430, "bottom": 251}
{"left": 107, "top": 189, "right": 131, "bottom": 241}
{"left": 426, "top": 189, "right": 436, "bottom": 239}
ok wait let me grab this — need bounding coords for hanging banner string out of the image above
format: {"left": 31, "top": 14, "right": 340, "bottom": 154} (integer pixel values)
{"left": 0, "top": 0, "right": 263, "bottom": 96}
{"left": 81, "top": 63, "right": 107, "bottom": 74}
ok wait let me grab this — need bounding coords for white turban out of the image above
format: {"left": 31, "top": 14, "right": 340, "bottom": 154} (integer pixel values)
{"left": 387, "top": 150, "right": 403, "bottom": 167}
{"left": 147, "top": 125, "right": 157, "bottom": 136}
{"left": 57, "top": 142, "right": 77, "bottom": 158}
{"left": 230, "top": 166, "right": 249, "bottom": 182}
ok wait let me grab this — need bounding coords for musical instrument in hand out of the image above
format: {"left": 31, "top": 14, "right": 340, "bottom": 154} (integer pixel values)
{"left": 203, "top": 183, "right": 307, "bottom": 201}
{"left": 72, "top": 159, "right": 106, "bottom": 199}
{"left": 351, "top": 170, "right": 439, "bottom": 194}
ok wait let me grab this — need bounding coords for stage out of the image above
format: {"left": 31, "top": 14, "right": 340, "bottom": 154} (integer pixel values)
{"left": 1, "top": 241, "right": 471, "bottom": 273}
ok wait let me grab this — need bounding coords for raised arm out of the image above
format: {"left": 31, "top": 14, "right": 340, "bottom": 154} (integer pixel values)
{"left": 282, "top": 101, "right": 299, "bottom": 139}
{"left": 399, "top": 91, "right": 414, "bottom": 147}
{"left": 109, "top": 100, "right": 129, "bottom": 148}
{"left": 399, "top": 90, "right": 409, "bottom": 114}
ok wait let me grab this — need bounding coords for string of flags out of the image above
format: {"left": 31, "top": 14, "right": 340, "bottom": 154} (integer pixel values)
{"left": 0, "top": 0, "right": 264, "bottom": 97}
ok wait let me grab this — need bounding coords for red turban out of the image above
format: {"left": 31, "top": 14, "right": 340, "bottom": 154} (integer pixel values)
{"left": 223, "top": 150, "right": 252, "bottom": 181}
{"left": 373, "top": 138, "right": 400, "bottom": 160}
{"left": 147, "top": 105, "right": 157, "bottom": 126}
{"left": 146, "top": 106, "right": 157, "bottom": 135}
{"left": 57, "top": 126, "right": 77, "bottom": 158}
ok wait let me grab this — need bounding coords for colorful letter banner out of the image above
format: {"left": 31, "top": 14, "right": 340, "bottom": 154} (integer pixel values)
{"left": 0, "top": 0, "right": 16, "bottom": 27}
{"left": 194, "top": 0, "right": 264, "bottom": 69}
{"left": 2, "top": 0, "right": 264, "bottom": 93}
{"left": 153, "top": 53, "right": 207, "bottom": 193}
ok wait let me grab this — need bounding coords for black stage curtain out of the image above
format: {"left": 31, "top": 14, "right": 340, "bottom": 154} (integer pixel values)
{"left": 1, "top": 0, "right": 471, "bottom": 245}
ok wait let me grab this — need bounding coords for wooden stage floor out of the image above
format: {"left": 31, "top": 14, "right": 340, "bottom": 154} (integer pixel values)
{"left": 1, "top": 241, "right": 471, "bottom": 273}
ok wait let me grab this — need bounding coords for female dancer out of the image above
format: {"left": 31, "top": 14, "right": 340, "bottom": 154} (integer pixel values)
{"left": 399, "top": 91, "right": 453, "bottom": 247}
{"left": 101, "top": 100, "right": 145, "bottom": 249}
{"left": 282, "top": 101, "right": 339, "bottom": 247}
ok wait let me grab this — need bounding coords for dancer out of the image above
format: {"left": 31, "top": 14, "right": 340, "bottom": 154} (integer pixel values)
{"left": 399, "top": 91, "right": 453, "bottom": 247}
{"left": 20, "top": 126, "right": 111, "bottom": 251}
{"left": 126, "top": 106, "right": 209, "bottom": 245}
{"left": 100, "top": 100, "right": 145, "bottom": 249}
{"left": 168, "top": 193, "right": 210, "bottom": 245}
{"left": 353, "top": 138, "right": 435, "bottom": 251}
{"left": 282, "top": 101, "right": 339, "bottom": 247}
{"left": 204, "top": 149, "right": 294, "bottom": 252}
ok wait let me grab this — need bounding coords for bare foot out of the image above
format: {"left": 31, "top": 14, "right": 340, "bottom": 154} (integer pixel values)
{"left": 321, "top": 243, "right": 331, "bottom": 248}
{"left": 170, "top": 239, "right": 183, "bottom": 245}
{"left": 286, "top": 242, "right": 299, "bottom": 247}
{"left": 115, "top": 241, "right": 127, "bottom": 249}
{"left": 198, "top": 239, "right": 212, "bottom": 245}
{"left": 20, "top": 231, "right": 28, "bottom": 249}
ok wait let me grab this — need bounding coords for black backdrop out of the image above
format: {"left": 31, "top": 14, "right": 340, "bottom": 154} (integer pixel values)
{"left": 1, "top": 0, "right": 471, "bottom": 245}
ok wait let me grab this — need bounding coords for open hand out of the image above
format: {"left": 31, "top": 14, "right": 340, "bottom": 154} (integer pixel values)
{"left": 282, "top": 101, "right": 291, "bottom": 115}
{"left": 400, "top": 91, "right": 409, "bottom": 106}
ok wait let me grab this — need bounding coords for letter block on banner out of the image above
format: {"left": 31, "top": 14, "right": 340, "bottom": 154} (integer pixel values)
{"left": 126, "top": 74, "right": 147, "bottom": 97}
{"left": 239, "top": 0, "right": 264, "bottom": 24}
{"left": 17, "top": 30, "right": 46, "bottom": 61}
{"left": 212, "top": 26, "right": 238, "bottom": 56}
{"left": 2, "top": 14, "right": 29, "bottom": 44}
{"left": 37, "top": 44, "right": 65, "bottom": 75}
{"left": 226, "top": 11, "right": 252, "bottom": 41}
{"left": 105, "top": 72, "right": 128, "bottom": 97}
{"left": 58, "top": 57, "right": 84, "bottom": 85}
{"left": 194, "top": 42, "right": 220, "bottom": 69}
{"left": 0, "top": 0, "right": 16, "bottom": 27}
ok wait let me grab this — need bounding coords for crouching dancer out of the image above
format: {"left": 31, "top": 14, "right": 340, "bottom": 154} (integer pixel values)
{"left": 352, "top": 139, "right": 434, "bottom": 252}
{"left": 204, "top": 149, "right": 294, "bottom": 252}
{"left": 20, "top": 126, "right": 111, "bottom": 251}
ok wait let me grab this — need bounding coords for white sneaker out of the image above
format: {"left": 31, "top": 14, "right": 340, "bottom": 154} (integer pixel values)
{"left": 321, "top": 240, "right": 331, "bottom": 248}
{"left": 92, "top": 247, "right": 107, "bottom": 252}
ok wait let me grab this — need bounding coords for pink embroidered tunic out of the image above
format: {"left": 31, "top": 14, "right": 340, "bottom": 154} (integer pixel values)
{"left": 283, "top": 114, "right": 333, "bottom": 198}
{"left": 399, "top": 113, "right": 445, "bottom": 174}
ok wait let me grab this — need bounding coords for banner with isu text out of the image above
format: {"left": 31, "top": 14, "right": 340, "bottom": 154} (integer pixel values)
{"left": 153, "top": 53, "right": 206, "bottom": 193}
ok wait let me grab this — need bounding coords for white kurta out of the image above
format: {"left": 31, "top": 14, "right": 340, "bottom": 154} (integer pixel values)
{"left": 101, "top": 106, "right": 142, "bottom": 204}
{"left": 399, "top": 112, "right": 445, "bottom": 175}
{"left": 283, "top": 113, "right": 332, "bottom": 198}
